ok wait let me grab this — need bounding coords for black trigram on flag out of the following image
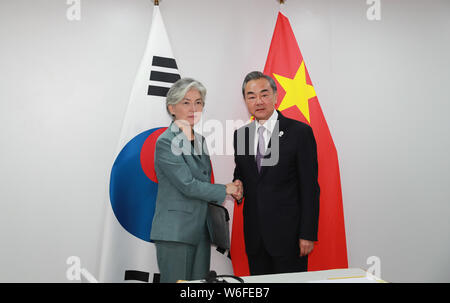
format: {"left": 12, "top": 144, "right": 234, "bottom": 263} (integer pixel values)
{"left": 147, "top": 56, "right": 181, "bottom": 97}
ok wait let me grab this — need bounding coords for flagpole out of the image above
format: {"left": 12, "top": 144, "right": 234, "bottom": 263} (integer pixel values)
{"left": 277, "top": 0, "right": 286, "bottom": 14}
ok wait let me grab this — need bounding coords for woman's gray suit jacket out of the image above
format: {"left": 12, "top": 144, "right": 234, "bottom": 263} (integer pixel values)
{"left": 150, "top": 122, "right": 226, "bottom": 245}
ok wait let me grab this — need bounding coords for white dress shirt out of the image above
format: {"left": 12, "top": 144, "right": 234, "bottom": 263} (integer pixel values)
{"left": 253, "top": 110, "right": 278, "bottom": 157}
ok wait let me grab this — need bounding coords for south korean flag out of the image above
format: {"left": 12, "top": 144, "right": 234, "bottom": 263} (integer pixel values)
{"left": 98, "top": 4, "right": 232, "bottom": 283}
{"left": 99, "top": 5, "right": 180, "bottom": 283}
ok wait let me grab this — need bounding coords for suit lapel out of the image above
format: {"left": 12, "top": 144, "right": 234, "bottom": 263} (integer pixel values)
{"left": 168, "top": 122, "right": 210, "bottom": 180}
{"left": 258, "top": 111, "right": 286, "bottom": 179}
{"left": 189, "top": 132, "right": 211, "bottom": 176}
{"left": 243, "top": 122, "right": 259, "bottom": 177}
{"left": 194, "top": 132, "right": 212, "bottom": 175}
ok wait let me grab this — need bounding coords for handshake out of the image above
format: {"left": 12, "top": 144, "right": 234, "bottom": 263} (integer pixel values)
{"left": 225, "top": 179, "right": 243, "bottom": 201}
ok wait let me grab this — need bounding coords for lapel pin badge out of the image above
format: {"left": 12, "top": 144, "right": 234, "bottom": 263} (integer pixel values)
{"left": 279, "top": 131, "right": 284, "bottom": 137}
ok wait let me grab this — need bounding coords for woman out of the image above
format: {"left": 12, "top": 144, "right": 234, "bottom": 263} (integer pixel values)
{"left": 150, "top": 78, "right": 239, "bottom": 283}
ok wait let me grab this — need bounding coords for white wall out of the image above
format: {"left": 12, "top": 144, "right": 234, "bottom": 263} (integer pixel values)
{"left": 0, "top": 0, "right": 449, "bottom": 282}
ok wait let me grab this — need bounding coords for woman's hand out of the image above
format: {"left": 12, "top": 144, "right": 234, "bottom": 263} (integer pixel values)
{"left": 225, "top": 183, "right": 239, "bottom": 195}
{"left": 231, "top": 180, "right": 243, "bottom": 200}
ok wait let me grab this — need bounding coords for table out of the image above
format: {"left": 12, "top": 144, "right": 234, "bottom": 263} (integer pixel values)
{"left": 188, "top": 268, "right": 386, "bottom": 283}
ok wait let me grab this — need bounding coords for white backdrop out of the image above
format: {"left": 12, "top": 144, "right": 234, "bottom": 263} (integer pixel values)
{"left": 0, "top": 0, "right": 449, "bottom": 282}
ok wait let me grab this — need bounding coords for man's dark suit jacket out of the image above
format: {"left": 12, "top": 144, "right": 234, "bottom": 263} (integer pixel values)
{"left": 233, "top": 111, "right": 320, "bottom": 257}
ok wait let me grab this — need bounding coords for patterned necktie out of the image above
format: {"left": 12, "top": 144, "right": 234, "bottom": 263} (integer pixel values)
{"left": 256, "top": 126, "right": 265, "bottom": 173}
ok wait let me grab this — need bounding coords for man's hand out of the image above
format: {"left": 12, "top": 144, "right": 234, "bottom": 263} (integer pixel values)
{"left": 225, "top": 183, "right": 238, "bottom": 195}
{"left": 299, "top": 239, "right": 314, "bottom": 257}
{"left": 231, "top": 179, "right": 243, "bottom": 201}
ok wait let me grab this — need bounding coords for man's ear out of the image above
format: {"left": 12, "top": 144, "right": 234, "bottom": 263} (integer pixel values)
{"left": 273, "top": 93, "right": 278, "bottom": 107}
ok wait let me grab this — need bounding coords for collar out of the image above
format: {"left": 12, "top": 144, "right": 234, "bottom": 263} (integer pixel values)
{"left": 168, "top": 120, "right": 182, "bottom": 135}
{"left": 255, "top": 109, "right": 278, "bottom": 135}
{"left": 169, "top": 121, "right": 207, "bottom": 155}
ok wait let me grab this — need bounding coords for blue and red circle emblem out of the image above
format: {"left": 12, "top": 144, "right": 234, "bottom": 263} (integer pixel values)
{"left": 109, "top": 127, "right": 167, "bottom": 242}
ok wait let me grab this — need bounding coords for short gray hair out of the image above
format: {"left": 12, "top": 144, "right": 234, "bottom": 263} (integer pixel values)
{"left": 166, "top": 78, "right": 206, "bottom": 118}
{"left": 241, "top": 71, "right": 277, "bottom": 97}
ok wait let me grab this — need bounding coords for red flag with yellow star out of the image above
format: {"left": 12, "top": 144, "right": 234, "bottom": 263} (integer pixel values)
{"left": 266, "top": 11, "right": 348, "bottom": 271}
{"left": 230, "top": 11, "right": 347, "bottom": 276}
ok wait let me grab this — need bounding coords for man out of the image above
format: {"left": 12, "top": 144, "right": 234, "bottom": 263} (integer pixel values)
{"left": 232, "top": 71, "right": 320, "bottom": 275}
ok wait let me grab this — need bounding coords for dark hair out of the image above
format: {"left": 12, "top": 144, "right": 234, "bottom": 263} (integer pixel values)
{"left": 241, "top": 71, "right": 277, "bottom": 98}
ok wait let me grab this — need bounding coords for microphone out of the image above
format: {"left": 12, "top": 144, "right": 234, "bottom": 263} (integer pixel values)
{"left": 203, "top": 270, "right": 245, "bottom": 283}
{"left": 205, "top": 270, "right": 219, "bottom": 283}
